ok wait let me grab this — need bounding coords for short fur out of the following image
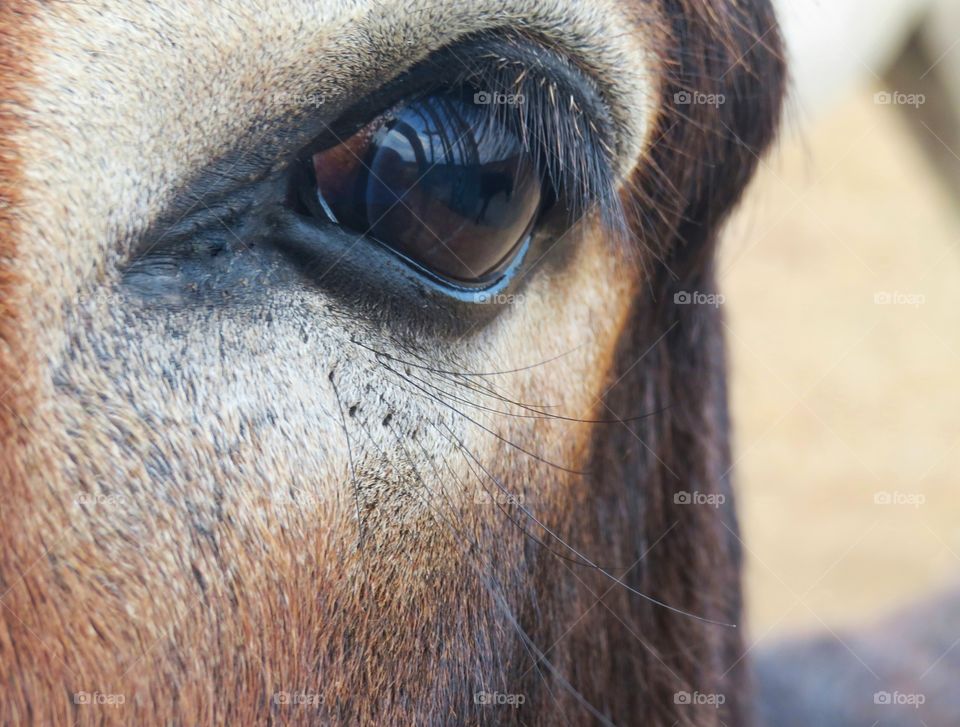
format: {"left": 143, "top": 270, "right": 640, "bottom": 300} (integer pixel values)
{"left": 0, "top": 0, "right": 784, "bottom": 725}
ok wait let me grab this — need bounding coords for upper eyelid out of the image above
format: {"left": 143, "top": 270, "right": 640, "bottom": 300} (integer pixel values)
{"left": 299, "top": 33, "right": 618, "bottom": 158}
{"left": 134, "top": 33, "right": 621, "bottom": 262}
{"left": 20, "top": 3, "right": 656, "bottom": 292}
{"left": 301, "top": 34, "right": 624, "bottom": 224}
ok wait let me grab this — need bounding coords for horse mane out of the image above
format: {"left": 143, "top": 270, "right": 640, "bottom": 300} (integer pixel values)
{"left": 515, "top": 1, "right": 786, "bottom": 723}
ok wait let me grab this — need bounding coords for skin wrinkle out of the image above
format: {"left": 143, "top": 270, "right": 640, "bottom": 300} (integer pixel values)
{"left": 0, "top": 0, "right": 787, "bottom": 725}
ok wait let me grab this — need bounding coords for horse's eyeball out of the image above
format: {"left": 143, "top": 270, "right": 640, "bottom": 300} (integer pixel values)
{"left": 302, "top": 93, "right": 542, "bottom": 287}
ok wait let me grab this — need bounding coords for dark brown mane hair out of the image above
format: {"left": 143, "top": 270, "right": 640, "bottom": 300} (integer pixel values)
{"left": 515, "top": 1, "right": 785, "bottom": 723}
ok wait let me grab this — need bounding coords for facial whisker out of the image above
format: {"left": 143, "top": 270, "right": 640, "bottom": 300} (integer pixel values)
{"left": 353, "top": 339, "right": 667, "bottom": 426}
{"left": 372, "top": 357, "right": 589, "bottom": 475}
{"left": 351, "top": 336, "right": 587, "bottom": 378}
{"left": 404, "top": 361, "right": 670, "bottom": 426}
{"left": 441, "top": 422, "right": 736, "bottom": 629}
{"left": 429, "top": 421, "right": 637, "bottom": 573}
{"left": 369, "top": 417, "right": 605, "bottom": 725}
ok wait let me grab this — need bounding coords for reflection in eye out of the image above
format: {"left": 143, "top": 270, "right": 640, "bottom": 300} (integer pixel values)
{"left": 303, "top": 94, "right": 543, "bottom": 286}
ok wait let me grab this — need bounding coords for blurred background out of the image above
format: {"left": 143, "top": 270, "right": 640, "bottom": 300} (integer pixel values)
{"left": 727, "top": 0, "right": 960, "bottom": 640}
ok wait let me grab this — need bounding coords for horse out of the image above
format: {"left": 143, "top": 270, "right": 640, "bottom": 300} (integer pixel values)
{"left": 0, "top": 0, "right": 954, "bottom": 725}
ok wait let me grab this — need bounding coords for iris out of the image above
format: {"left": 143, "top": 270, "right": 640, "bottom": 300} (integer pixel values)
{"left": 306, "top": 93, "right": 542, "bottom": 287}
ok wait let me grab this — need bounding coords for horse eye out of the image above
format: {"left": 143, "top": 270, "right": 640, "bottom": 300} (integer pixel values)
{"left": 300, "top": 93, "right": 543, "bottom": 287}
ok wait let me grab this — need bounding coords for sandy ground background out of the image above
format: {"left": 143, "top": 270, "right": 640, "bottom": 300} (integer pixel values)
{"left": 720, "top": 82, "right": 960, "bottom": 641}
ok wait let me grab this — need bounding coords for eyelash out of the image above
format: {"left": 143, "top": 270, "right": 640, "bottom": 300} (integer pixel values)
{"left": 298, "top": 35, "right": 626, "bottom": 248}
{"left": 452, "top": 51, "right": 621, "bottom": 222}
{"left": 442, "top": 47, "right": 623, "bottom": 233}
{"left": 125, "top": 34, "right": 627, "bottom": 328}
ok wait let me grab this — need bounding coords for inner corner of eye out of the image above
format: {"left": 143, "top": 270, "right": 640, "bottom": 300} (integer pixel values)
{"left": 297, "top": 91, "right": 544, "bottom": 287}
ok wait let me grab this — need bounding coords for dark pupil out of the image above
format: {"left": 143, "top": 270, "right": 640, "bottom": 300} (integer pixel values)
{"left": 313, "top": 94, "right": 542, "bottom": 285}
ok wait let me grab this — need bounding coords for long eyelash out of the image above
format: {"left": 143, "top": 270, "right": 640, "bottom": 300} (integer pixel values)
{"left": 440, "top": 36, "right": 628, "bottom": 236}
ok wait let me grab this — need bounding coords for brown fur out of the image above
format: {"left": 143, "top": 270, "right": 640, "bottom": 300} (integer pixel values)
{"left": 0, "top": 0, "right": 785, "bottom": 725}
{"left": 0, "top": 8, "right": 49, "bottom": 723}
{"left": 0, "top": 1, "right": 40, "bottom": 508}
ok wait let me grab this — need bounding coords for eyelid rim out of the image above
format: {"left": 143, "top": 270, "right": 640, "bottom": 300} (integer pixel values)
{"left": 293, "top": 32, "right": 618, "bottom": 166}
{"left": 282, "top": 33, "right": 623, "bottom": 295}
{"left": 289, "top": 32, "right": 623, "bottom": 232}
{"left": 131, "top": 31, "right": 630, "bottom": 270}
